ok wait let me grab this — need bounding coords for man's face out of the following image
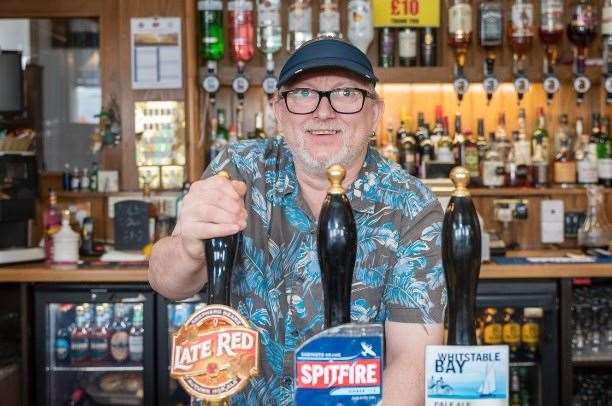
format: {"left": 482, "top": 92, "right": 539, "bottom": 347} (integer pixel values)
{"left": 273, "top": 69, "right": 383, "bottom": 176}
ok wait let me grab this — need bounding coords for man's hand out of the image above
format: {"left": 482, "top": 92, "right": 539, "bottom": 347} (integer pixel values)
{"left": 174, "top": 174, "right": 248, "bottom": 260}
{"left": 383, "top": 321, "right": 444, "bottom": 406}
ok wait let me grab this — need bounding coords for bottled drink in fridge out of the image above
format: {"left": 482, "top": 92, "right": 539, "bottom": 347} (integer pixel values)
{"left": 521, "top": 307, "right": 542, "bottom": 361}
{"left": 55, "top": 325, "right": 70, "bottom": 364}
{"left": 90, "top": 304, "right": 110, "bottom": 363}
{"left": 228, "top": 0, "right": 255, "bottom": 63}
{"left": 198, "top": 0, "right": 225, "bottom": 60}
{"left": 288, "top": 0, "right": 313, "bottom": 53}
{"left": 129, "top": 304, "right": 144, "bottom": 362}
{"left": 347, "top": 0, "right": 374, "bottom": 54}
{"left": 109, "top": 303, "right": 129, "bottom": 363}
{"left": 256, "top": 0, "right": 282, "bottom": 54}
{"left": 319, "top": 0, "right": 341, "bottom": 38}
{"left": 70, "top": 305, "right": 90, "bottom": 364}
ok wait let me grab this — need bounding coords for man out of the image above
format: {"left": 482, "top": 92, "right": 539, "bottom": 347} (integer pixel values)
{"left": 149, "top": 37, "right": 445, "bottom": 405}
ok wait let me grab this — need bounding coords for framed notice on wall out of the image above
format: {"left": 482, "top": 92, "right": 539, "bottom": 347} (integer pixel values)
{"left": 131, "top": 17, "right": 183, "bottom": 89}
{"left": 373, "top": 0, "right": 440, "bottom": 27}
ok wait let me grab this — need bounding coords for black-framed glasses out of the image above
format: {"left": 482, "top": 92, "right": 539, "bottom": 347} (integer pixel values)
{"left": 280, "top": 87, "right": 377, "bottom": 115}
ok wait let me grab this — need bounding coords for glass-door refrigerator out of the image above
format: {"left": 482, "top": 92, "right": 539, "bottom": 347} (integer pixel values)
{"left": 34, "top": 284, "right": 155, "bottom": 406}
{"left": 156, "top": 292, "right": 207, "bottom": 405}
{"left": 477, "top": 280, "right": 559, "bottom": 406}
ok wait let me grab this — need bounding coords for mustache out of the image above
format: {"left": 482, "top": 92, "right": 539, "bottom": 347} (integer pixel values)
{"left": 301, "top": 120, "right": 349, "bottom": 132}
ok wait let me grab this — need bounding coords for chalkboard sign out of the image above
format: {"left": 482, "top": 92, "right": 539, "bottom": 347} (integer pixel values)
{"left": 114, "top": 200, "right": 150, "bottom": 251}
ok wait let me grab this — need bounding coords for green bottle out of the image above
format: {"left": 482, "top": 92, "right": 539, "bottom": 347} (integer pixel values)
{"left": 597, "top": 116, "right": 612, "bottom": 186}
{"left": 199, "top": 0, "right": 225, "bottom": 60}
{"left": 217, "top": 109, "right": 229, "bottom": 142}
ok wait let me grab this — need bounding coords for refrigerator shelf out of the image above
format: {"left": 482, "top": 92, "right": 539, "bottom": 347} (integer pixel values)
{"left": 572, "top": 356, "right": 612, "bottom": 368}
{"left": 47, "top": 365, "right": 144, "bottom": 372}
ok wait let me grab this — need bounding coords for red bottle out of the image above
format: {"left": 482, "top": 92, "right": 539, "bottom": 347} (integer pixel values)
{"left": 43, "top": 190, "right": 62, "bottom": 262}
{"left": 70, "top": 305, "right": 90, "bottom": 364}
{"left": 229, "top": 0, "right": 255, "bottom": 63}
{"left": 90, "top": 304, "right": 110, "bottom": 363}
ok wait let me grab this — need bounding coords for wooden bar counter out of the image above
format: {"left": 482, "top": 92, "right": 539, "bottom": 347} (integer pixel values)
{"left": 0, "top": 250, "right": 610, "bottom": 282}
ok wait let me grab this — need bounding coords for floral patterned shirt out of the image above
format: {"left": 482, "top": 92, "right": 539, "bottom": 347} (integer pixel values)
{"left": 203, "top": 138, "right": 446, "bottom": 405}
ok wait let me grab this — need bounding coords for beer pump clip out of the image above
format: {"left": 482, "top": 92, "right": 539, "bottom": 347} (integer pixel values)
{"left": 170, "top": 171, "right": 259, "bottom": 406}
{"left": 482, "top": 55, "right": 499, "bottom": 105}
{"left": 294, "top": 165, "right": 384, "bottom": 406}
{"left": 424, "top": 167, "right": 509, "bottom": 405}
{"left": 542, "top": 47, "right": 561, "bottom": 105}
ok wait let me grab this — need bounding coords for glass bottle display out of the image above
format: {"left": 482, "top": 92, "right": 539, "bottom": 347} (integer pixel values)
{"left": 288, "top": 0, "right": 313, "bottom": 53}
{"left": 257, "top": 0, "right": 282, "bottom": 54}
{"left": 398, "top": 28, "right": 417, "bottom": 67}
{"left": 578, "top": 185, "right": 611, "bottom": 249}
{"left": 347, "top": 0, "right": 373, "bottom": 54}
{"left": 597, "top": 117, "right": 612, "bottom": 186}
{"left": 198, "top": 0, "right": 225, "bottom": 61}
{"left": 539, "top": 0, "right": 564, "bottom": 103}
{"left": 508, "top": 0, "right": 534, "bottom": 101}
{"left": 229, "top": 0, "right": 255, "bottom": 63}
{"left": 448, "top": 0, "right": 473, "bottom": 101}
{"left": 479, "top": 0, "right": 503, "bottom": 102}
{"left": 575, "top": 116, "right": 599, "bottom": 184}
{"left": 319, "top": 0, "right": 341, "bottom": 37}
{"left": 482, "top": 132, "right": 506, "bottom": 187}
{"left": 378, "top": 27, "right": 395, "bottom": 67}
{"left": 567, "top": 0, "right": 598, "bottom": 103}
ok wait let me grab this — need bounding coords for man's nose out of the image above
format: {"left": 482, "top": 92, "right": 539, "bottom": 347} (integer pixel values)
{"left": 314, "top": 95, "right": 336, "bottom": 119}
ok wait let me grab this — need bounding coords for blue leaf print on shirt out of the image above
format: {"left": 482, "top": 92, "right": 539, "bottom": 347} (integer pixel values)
{"left": 351, "top": 298, "right": 378, "bottom": 322}
{"left": 231, "top": 141, "right": 263, "bottom": 180}
{"left": 426, "top": 262, "right": 445, "bottom": 290}
{"left": 384, "top": 272, "right": 433, "bottom": 324}
{"left": 421, "top": 221, "right": 443, "bottom": 247}
{"left": 260, "top": 330, "right": 284, "bottom": 375}
{"left": 396, "top": 239, "right": 429, "bottom": 270}
{"left": 237, "top": 297, "right": 271, "bottom": 330}
{"left": 355, "top": 266, "right": 385, "bottom": 288}
{"left": 209, "top": 152, "right": 230, "bottom": 174}
{"left": 284, "top": 312, "right": 301, "bottom": 351}
{"left": 251, "top": 187, "right": 269, "bottom": 229}
{"left": 242, "top": 236, "right": 268, "bottom": 298}
{"left": 284, "top": 204, "right": 311, "bottom": 233}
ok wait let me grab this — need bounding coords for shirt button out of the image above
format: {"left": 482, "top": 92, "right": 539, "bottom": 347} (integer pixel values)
{"left": 281, "top": 376, "right": 293, "bottom": 388}
{"left": 291, "top": 329, "right": 299, "bottom": 337}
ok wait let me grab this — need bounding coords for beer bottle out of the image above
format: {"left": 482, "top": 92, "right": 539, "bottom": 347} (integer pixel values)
{"left": 482, "top": 307, "right": 503, "bottom": 345}
{"left": 521, "top": 307, "right": 542, "bottom": 361}
{"left": 509, "top": 367, "right": 521, "bottom": 406}
{"left": 502, "top": 307, "right": 522, "bottom": 361}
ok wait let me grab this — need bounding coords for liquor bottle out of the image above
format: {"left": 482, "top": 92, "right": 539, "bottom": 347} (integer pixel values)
{"left": 381, "top": 126, "right": 399, "bottom": 164}
{"left": 508, "top": 0, "right": 534, "bottom": 101}
{"left": 531, "top": 108, "right": 550, "bottom": 186}
{"left": 437, "top": 116, "right": 455, "bottom": 163}
{"left": 43, "top": 190, "right": 62, "bottom": 262}
{"left": 483, "top": 132, "right": 505, "bottom": 187}
{"left": 253, "top": 112, "right": 266, "bottom": 139}
{"left": 495, "top": 113, "right": 512, "bottom": 160}
{"left": 319, "top": 0, "right": 341, "bottom": 38}
{"left": 208, "top": 116, "right": 225, "bottom": 162}
{"left": 448, "top": 0, "right": 473, "bottom": 100}
{"left": 347, "top": 0, "right": 374, "bottom": 54}
{"left": 398, "top": 28, "right": 417, "bottom": 67}
{"left": 395, "top": 114, "right": 408, "bottom": 168}
{"left": 378, "top": 27, "right": 395, "bottom": 67}
{"left": 418, "top": 117, "right": 435, "bottom": 179}
{"left": 90, "top": 304, "right": 110, "bottom": 363}
{"left": 482, "top": 308, "right": 503, "bottom": 345}
{"left": 451, "top": 112, "right": 466, "bottom": 165}
{"left": 567, "top": 0, "right": 598, "bottom": 103}
{"left": 430, "top": 106, "right": 444, "bottom": 157}
{"left": 70, "top": 305, "right": 90, "bottom": 364}
{"left": 199, "top": 0, "right": 225, "bottom": 61}
{"left": 228, "top": 0, "right": 255, "bottom": 63}
{"left": 89, "top": 163, "right": 98, "bottom": 192}
{"left": 415, "top": 112, "right": 429, "bottom": 167}
{"left": 399, "top": 117, "right": 417, "bottom": 175}
{"left": 604, "top": 0, "right": 612, "bottom": 103}
{"left": 576, "top": 116, "right": 599, "bottom": 184}
{"left": 63, "top": 163, "right": 72, "bottom": 191}
{"left": 502, "top": 308, "right": 522, "bottom": 361}
{"left": 479, "top": 0, "right": 503, "bottom": 101}
{"left": 553, "top": 114, "right": 577, "bottom": 186}
{"left": 419, "top": 27, "right": 437, "bottom": 66}
{"left": 80, "top": 168, "right": 90, "bottom": 191}
{"left": 464, "top": 130, "right": 481, "bottom": 185}
{"left": 521, "top": 307, "right": 542, "bottom": 361}
{"left": 509, "top": 368, "right": 521, "bottom": 405}
{"left": 71, "top": 167, "right": 81, "bottom": 191}
{"left": 476, "top": 119, "right": 489, "bottom": 169}
{"left": 128, "top": 303, "right": 144, "bottom": 363}
{"left": 288, "top": 0, "right": 313, "bottom": 53}
{"left": 515, "top": 109, "right": 532, "bottom": 185}
{"left": 55, "top": 311, "right": 70, "bottom": 364}
{"left": 217, "top": 109, "right": 230, "bottom": 143}
{"left": 540, "top": 0, "right": 564, "bottom": 102}
{"left": 256, "top": 0, "right": 282, "bottom": 55}
{"left": 597, "top": 116, "right": 612, "bottom": 186}
{"left": 109, "top": 303, "right": 130, "bottom": 363}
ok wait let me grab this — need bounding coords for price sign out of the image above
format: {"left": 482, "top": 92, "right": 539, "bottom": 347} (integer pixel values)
{"left": 373, "top": 0, "right": 440, "bottom": 27}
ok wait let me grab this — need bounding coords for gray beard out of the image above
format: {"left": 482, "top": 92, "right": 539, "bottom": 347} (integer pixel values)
{"left": 290, "top": 135, "right": 368, "bottom": 176}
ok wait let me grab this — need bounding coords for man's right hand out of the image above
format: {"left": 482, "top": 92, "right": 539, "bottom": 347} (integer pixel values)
{"left": 174, "top": 174, "right": 248, "bottom": 260}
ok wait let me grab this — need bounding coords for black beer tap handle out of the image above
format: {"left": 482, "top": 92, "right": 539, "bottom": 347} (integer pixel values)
{"left": 442, "top": 167, "right": 481, "bottom": 346}
{"left": 317, "top": 165, "right": 357, "bottom": 329}
{"left": 204, "top": 171, "right": 239, "bottom": 306}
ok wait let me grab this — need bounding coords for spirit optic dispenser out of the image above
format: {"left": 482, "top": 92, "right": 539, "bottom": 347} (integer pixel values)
{"left": 508, "top": 0, "right": 535, "bottom": 102}
{"left": 199, "top": 0, "right": 225, "bottom": 105}
{"left": 567, "top": 0, "right": 598, "bottom": 104}
{"left": 448, "top": 0, "right": 473, "bottom": 103}
{"left": 170, "top": 171, "right": 259, "bottom": 406}
{"left": 347, "top": 0, "right": 374, "bottom": 54}
{"left": 539, "top": 0, "right": 564, "bottom": 103}
{"left": 294, "top": 165, "right": 383, "bottom": 405}
{"left": 257, "top": 0, "right": 282, "bottom": 97}
{"left": 288, "top": 0, "right": 313, "bottom": 53}
{"left": 602, "top": 0, "right": 612, "bottom": 103}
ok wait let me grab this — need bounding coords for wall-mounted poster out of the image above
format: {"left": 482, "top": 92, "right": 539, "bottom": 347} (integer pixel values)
{"left": 131, "top": 17, "right": 182, "bottom": 89}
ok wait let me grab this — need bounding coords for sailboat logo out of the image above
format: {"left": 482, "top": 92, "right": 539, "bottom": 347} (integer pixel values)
{"left": 478, "top": 363, "right": 497, "bottom": 397}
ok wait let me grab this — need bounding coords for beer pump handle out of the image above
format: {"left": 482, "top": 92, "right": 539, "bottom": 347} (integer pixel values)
{"left": 317, "top": 165, "right": 357, "bottom": 329}
{"left": 442, "top": 167, "right": 481, "bottom": 346}
{"left": 204, "top": 171, "right": 239, "bottom": 306}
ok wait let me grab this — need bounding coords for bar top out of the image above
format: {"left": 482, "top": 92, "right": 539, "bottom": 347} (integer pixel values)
{"left": 0, "top": 250, "right": 610, "bottom": 282}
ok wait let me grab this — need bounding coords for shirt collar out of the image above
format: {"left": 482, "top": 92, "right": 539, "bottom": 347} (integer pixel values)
{"left": 271, "top": 140, "right": 377, "bottom": 214}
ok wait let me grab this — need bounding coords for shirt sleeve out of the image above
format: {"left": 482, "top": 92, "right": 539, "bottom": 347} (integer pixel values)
{"left": 201, "top": 145, "right": 243, "bottom": 181}
{"left": 383, "top": 200, "right": 446, "bottom": 324}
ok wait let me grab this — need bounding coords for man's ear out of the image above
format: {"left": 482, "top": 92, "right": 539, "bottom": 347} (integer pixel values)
{"left": 370, "top": 98, "right": 384, "bottom": 135}
{"left": 272, "top": 95, "right": 284, "bottom": 132}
